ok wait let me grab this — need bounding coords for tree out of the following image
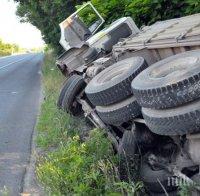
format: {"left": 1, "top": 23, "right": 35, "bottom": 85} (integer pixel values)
{"left": 14, "top": 0, "right": 85, "bottom": 54}
{"left": 0, "top": 39, "right": 20, "bottom": 56}
{"left": 14, "top": 0, "right": 200, "bottom": 55}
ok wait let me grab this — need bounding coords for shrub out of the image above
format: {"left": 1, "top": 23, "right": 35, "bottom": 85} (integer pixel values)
{"left": 37, "top": 129, "right": 143, "bottom": 195}
{"left": 79, "top": 0, "right": 199, "bottom": 27}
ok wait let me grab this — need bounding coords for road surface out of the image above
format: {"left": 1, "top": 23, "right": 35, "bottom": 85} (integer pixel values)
{"left": 0, "top": 54, "right": 43, "bottom": 195}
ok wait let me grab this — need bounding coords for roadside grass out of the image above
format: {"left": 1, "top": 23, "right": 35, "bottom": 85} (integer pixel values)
{"left": 178, "top": 182, "right": 200, "bottom": 196}
{"left": 0, "top": 186, "right": 10, "bottom": 196}
{"left": 36, "top": 52, "right": 85, "bottom": 148}
{"left": 36, "top": 52, "right": 143, "bottom": 195}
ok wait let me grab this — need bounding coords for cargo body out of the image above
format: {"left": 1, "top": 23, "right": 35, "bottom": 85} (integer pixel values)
{"left": 113, "top": 14, "right": 200, "bottom": 62}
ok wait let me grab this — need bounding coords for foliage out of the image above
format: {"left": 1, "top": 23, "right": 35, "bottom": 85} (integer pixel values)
{"left": 0, "top": 39, "right": 19, "bottom": 56}
{"left": 37, "top": 129, "right": 143, "bottom": 195}
{"left": 83, "top": 0, "right": 200, "bottom": 27}
{"left": 184, "top": 0, "right": 200, "bottom": 14}
{"left": 178, "top": 180, "right": 200, "bottom": 196}
{"left": 15, "top": 0, "right": 200, "bottom": 55}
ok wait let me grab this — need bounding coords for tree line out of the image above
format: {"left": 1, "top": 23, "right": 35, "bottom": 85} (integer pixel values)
{"left": 14, "top": 0, "right": 200, "bottom": 55}
{"left": 0, "top": 39, "right": 20, "bottom": 56}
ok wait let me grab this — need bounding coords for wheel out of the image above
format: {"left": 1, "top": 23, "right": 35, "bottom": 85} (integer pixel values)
{"left": 142, "top": 99, "right": 200, "bottom": 135}
{"left": 57, "top": 77, "right": 73, "bottom": 108}
{"left": 85, "top": 56, "right": 147, "bottom": 106}
{"left": 118, "top": 131, "right": 139, "bottom": 181}
{"left": 132, "top": 50, "right": 200, "bottom": 109}
{"left": 118, "top": 130, "right": 136, "bottom": 157}
{"left": 96, "top": 96, "right": 141, "bottom": 125}
{"left": 140, "top": 161, "right": 178, "bottom": 193}
{"left": 61, "top": 75, "right": 86, "bottom": 115}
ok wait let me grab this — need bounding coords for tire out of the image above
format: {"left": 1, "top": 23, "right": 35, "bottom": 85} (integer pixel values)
{"left": 61, "top": 75, "right": 86, "bottom": 115}
{"left": 85, "top": 57, "right": 147, "bottom": 106}
{"left": 142, "top": 99, "right": 200, "bottom": 136}
{"left": 96, "top": 96, "right": 141, "bottom": 125}
{"left": 118, "top": 131, "right": 138, "bottom": 181}
{"left": 140, "top": 162, "right": 178, "bottom": 193}
{"left": 132, "top": 50, "right": 200, "bottom": 109}
{"left": 57, "top": 77, "right": 73, "bottom": 108}
{"left": 118, "top": 130, "right": 136, "bottom": 157}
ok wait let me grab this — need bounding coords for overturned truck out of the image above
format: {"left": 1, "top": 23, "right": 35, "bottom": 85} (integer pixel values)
{"left": 56, "top": 4, "right": 200, "bottom": 194}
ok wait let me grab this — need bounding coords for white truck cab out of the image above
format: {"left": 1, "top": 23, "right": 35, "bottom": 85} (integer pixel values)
{"left": 57, "top": 3, "right": 140, "bottom": 75}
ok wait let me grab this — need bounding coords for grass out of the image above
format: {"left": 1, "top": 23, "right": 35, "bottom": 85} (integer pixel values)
{"left": 36, "top": 53, "right": 86, "bottom": 148}
{"left": 178, "top": 180, "right": 200, "bottom": 196}
{"left": 36, "top": 52, "right": 143, "bottom": 195}
{"left": 0, "top": 186, "right": 10, "bottom": 196}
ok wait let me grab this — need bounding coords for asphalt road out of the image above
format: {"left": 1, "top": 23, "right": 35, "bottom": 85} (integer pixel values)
{"left": 0, "top": 53, "right": 43, "bottom": 195}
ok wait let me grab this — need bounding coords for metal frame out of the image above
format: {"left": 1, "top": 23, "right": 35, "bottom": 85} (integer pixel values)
{"left": 71, "top": 2, "right": 105, "bottom": 35}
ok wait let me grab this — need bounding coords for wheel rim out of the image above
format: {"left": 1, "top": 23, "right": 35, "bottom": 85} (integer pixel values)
{"left": 150, "top": 56, "right": 199, "bottom": 79}
{"left": 97, "top": 65, "right": 131, "bottom": 84}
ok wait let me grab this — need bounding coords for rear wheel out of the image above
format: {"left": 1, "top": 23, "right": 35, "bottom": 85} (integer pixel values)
{"left": 61, "top": 75, "right": 86, "bottom": 116}
{"left": 57, "top": 77, "right": 72, "bottom": 108}
{"left": 140, "top": 161, "right": 178, "bottom": 193}
{"left": 142, "top": 99, "right": 200, "bottom": 135}
{"left": 118, "top": 131, "right": 138, "bottom": 181}
{"left": 96, "top": 96, "right": 141, "bottom": 125}
{"left": 85, "top": 57, "right": 147, "bottom": 106}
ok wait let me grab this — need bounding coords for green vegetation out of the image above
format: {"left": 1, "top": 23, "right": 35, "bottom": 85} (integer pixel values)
{"left": 37, "top": 130, "right": 143, "bottom": 195}
{"left": 36, "top": 53, "right": 143, "bottom": 195}
{"left": 178, "top": 181, "right": 200, "bottom": 196}
{"left": 14, "top": 0, "right": 200, "bottom": 54}
{"left": 0, "top": 38, "right": 43, "bottom": 56}
{"left": 0, "top": 39, "right": 20, "bottom": 56}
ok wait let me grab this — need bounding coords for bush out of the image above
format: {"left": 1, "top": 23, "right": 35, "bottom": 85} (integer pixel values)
{"left": 80, "top": 0, "right": 200, "bottom": 27}
{"left": 37, "top": 129, "right": 143, "bottom": 195}
{"left": 184, "top": 0, "right": 200, "bottom": 14}
{"left": 0, "top": 39, "right": 19, "bottom": 56}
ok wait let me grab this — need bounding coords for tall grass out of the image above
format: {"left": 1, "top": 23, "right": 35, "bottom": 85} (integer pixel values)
{"left": 36, "top": 52, "right": 143, "bottom": 195}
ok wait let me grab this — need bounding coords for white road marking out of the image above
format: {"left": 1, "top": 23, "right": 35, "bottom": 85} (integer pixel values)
{"left": 11, "top": 91, "right": 18, "bottom": 94}
{"left": 0, "top": 56, "right": 30, "bottom": 70}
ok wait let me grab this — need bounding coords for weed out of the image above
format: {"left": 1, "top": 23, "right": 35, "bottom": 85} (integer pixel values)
{"left": 0, "top": 186, "right": 10, "bottom": 196}
{"left": 36, "top": 53, "right": 143, "bottom": 195}
{"left": 178, "top": 181, "right": 200, "bottom": 196}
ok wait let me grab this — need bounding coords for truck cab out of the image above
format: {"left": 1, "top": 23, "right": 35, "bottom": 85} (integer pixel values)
{"left": 56, "top": 2, "right": 139, "bottom": 75}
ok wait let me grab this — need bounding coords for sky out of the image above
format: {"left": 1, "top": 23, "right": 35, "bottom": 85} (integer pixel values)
{"left": 0, "top": 0, "right": 44, "bottom": 49}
